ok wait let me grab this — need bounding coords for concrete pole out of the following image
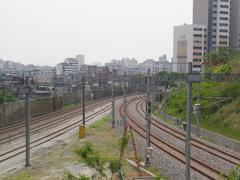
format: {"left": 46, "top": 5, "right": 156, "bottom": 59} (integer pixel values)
{"left": 196, "top": 82, "right": 201, "bottom": 137}
{"left": 185, "top": 62, "right": 193, "bottom": 180}
{"left": 111, "top": 77, "right": 115, "bottom": 128}
{"left": 25, "top": 76, "right": 31, "bottom": 167}
{"left": 197, "top": 82, "right": 200, "bottom": 104}
{"left": 145, "top": 68, "right": 151, "bottom": 166}
{"left": 82, "top": 77, "right": 86, "bottom": 126}
{"left": 2, "top": 86, "right": 6, "bottom": 125}
{"left": 53, "top": 73, "right": 56, "bottom": 111}
{"left": 123, "top": 72, "right": 127, "bottom": 131}
{"left": 163, "top": 81, "right": 167, "bottom": 121}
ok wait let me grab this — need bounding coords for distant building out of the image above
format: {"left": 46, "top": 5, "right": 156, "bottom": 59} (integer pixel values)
{"left": 75, "top": 54, "right": 85, "bottom": 65}
{"left": 37, "top": 68, "right": 55, "bottom": 85}
{"left": 158, "top": 55, "right": 172, "bottom": 72}
{"left": 173, "top": 24, "right": 207, "bottom": 73}
{"left": 105, "top": 58, "right": 139, "bottom": 75}
{"left": 140, "top": 59, "right": 159, "bottom": 74}
{"left": 56, "top": 54, "right": 85, "bottom": 77}
{"left": 63, "top": 58, "right": 80, "bottom": 75}
{"left": 0, "top": 59, "right": 3, "bottom": 73}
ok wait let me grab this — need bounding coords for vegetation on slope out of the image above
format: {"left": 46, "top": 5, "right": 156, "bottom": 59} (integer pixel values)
{"left": 163, "top": 48, "right": 240, "bottom": 141}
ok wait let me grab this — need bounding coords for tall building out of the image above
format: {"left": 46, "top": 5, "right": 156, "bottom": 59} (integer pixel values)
{"left": 230, "top": 0, "right": 240, "bottom": 51}
{"left": 75, "top": 54, "right": 85, "bottom": 65}
{"left": 173, "top": 24, "right": 207, "bottom": 73}
{"left": 193, "top": 0, "right": 231, "bottom": 50}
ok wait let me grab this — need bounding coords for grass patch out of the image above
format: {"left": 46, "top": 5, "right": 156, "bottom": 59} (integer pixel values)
{"left": 160, "top": 81, "right": 240, "bottom": 141}
{"left": 7, "top": 172, "right": 31, "bottom": 180}
{"left": 63, "top": 103, "right": 81, "bottom": 110}
{"left": 89, "top": 115, "right": 111, "bottom": 131}
{"left": 146, "top": 165, "right": 167, "bottom": 180}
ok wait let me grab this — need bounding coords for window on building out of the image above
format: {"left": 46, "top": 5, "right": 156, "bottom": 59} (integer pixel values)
{"left": 193, "top": 52, "right": 202, "bottom": 56}
{"left": 193, "top": 46, "right": 202, "bottom": 50}
{"left": 194, "top": 28, "right": 203, "bottom": 31}
{"left": 219, "top": 35, "right": 228, "bottom": 39}
{"left": 193, "top": 65, "right": 202, "bottom": 68}
{"left": 219, "top": 41, "right": 228, "bottom": 45}
{"left": 193, "top": 59, "right": 202, "bottom": 62}
{"left": 220, "top": 17, "right": 228, "bottom": 20}
{"left": 220, "top": 5, "right": 229, "bottom": 8}
{"left": 220, "top": 29, "right": 228, "bottom": 32}
{"left": 220, "top": 23, "right": 228, "bottom": 26}
{"left": 220, "top": 11, "right": 228, "bottom": 15}
{"left": 194, "top": 34, "right": 202, "bottom": 37}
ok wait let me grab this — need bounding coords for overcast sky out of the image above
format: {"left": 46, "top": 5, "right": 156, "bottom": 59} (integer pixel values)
{"left": 0, "top": 0, "right": 192, "bottom": 66}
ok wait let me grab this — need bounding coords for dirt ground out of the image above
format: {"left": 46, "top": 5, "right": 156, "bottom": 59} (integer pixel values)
{"left": 1, "top": 116, "right": 142, "bottom": 180}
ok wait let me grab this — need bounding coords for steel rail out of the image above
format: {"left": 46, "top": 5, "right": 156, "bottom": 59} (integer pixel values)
{"left": 119, "top": 98, "right": 225, "bottom": 179}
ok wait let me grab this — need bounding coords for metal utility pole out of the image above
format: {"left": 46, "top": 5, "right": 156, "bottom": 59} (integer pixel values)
{"left": 163, "top": 81, "right": 167, "bottom": 121}
{"left": 123, "top": 72, "right": 127, "bottom": 131}
{"left": 2, "top": 86, "right": 6, "bottom": 125}
{"left": 79, "top": 77, "right": 86, "bottom": 138}
{"left": 193, "top": 104, "right": 201, "bottom": 137}
{"left": 185, "top": 62, "right": 193, "bottom": 180}
{"left": 145, "top": 68, "right": 152, "bottom": 166}
{"left": 25, "top": 76, "right": 31, "bottom": 167}
{"left": 82, "top": 77, "right": 86, "bottom": 126}
{"left": 195, "top": 82, "right": 201, "bottom": 137}
{"left": 111, "top": 77, "right": 115, "bottom": 128}
{"left": 197, "top": 82, "right": 200, "bottom": 104}
{"left": 53, "top": 73, "right": 57, "bottom": 111}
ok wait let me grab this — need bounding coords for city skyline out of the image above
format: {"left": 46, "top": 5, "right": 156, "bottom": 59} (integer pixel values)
{"left": 0, "top": 0, "right": 192, "bottom": 66}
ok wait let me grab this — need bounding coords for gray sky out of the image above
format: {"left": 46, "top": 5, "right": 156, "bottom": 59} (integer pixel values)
{"left": 0, "top": 0, "right": 192, "bottom": 66}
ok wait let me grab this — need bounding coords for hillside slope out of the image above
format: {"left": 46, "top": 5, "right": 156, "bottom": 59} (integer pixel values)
{"left": 165, "top": 49, "right": 240, "bottom": 141}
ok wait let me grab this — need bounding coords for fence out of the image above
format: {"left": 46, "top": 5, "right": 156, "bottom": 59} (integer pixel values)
{"left": 0, "top": 96, "right": 62, "bottom": 127}
{"left": 0, "top": 87, "right": 126, "bottom": 127}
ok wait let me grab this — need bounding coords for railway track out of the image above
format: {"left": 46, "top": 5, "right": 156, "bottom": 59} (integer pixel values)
{"left": 0, "top": 105, "right": 111, "bottom": 163}
{"left": 137, "top": 99, "right": 240, "bottom": 166}
{"left": 118, "top": 97, "right": 225, "bottom": 179}
{"left": 0, "top": 97, "right": 111, "bottom": 134}
{"left": 0, "top": 96, "right": 139, "bottom": 166}
{"left": 0, "top": 99, "right": 113, "bottom": 146}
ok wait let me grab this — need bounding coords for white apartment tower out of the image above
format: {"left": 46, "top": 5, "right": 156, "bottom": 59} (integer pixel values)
{"left": 193, "top": 0, "right": 231, "bottom": 50}
{"left": 173, "top": 24, "right": 207, "bottom": 73}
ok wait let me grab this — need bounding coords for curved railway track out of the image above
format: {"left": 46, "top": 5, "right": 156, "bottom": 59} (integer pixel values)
{"left": 118, "top": 97, "right": 227, "bottom": 179}
{"left": 137, "top": 99, "right": 240, "bottom": 166}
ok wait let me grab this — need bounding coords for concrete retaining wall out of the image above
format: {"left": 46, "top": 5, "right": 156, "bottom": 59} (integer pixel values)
{"left": 158, "top": 111, "right": 240, "bottom": 153}
{"left": 191, "top": 126, "right": 240, "bottom": 153}
{"left": 0, "top": 96, "right": 62, "bottom": 127}
{"left": 0, "top": 87, "right": 125, "bottom": 127}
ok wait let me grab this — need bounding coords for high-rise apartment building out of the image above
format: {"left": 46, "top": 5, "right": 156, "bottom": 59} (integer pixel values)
{"left": 193, "top": 0, "right": 231, "bottom": 50}
{"left": 230, "top": 0, "right": 240, "bottom": 51}
{"left": 173, "top": 24, "right": 207, "bottom": 73}
{"left": 193, "top": 0, "right": 240, "bottom": 52}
